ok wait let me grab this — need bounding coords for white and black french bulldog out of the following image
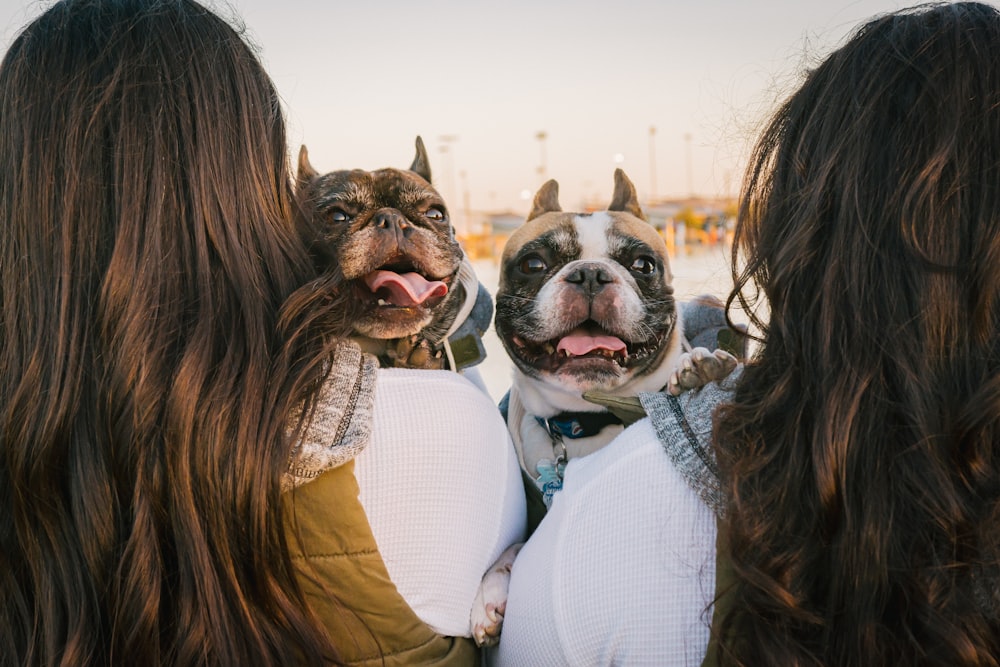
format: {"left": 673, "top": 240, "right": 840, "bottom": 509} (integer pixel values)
{"left": 470, "top": 169, "right": 737, "bottom": 646}
{"left": 295, "top": 136, "right": 490, "bottom": 370}
{"left": 497, "top": 168, "right": 723, "bottom": 509}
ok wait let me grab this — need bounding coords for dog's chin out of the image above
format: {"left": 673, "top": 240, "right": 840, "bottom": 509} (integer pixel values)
{"left": 351, "top": 290, "right": 448, "bottom": 340}
{"left": 353, "top": 307, "right": 433, "bottom": 340}
{"left": 542, "top": 358, "right": 633, "bottom": 393}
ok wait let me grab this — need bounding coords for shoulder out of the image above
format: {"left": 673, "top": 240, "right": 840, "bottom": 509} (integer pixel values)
{"left": 372, "top": 367, "right": 508, "bottom": 445}
{"left": 558, "top": 419, "right": 676, "bottom": 490}
{"left": 376, "top": 366, "right": 495, "bottom": 403}
{"left": 553, "top": 419, "right": 715, "bottom": 543}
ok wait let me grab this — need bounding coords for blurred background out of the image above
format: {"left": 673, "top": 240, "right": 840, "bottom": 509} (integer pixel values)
{"left": 1, "top": 0, "right": 945, "bottom": 216}
{"left": 3, "top": 0, "right": 977, "bottom": 399}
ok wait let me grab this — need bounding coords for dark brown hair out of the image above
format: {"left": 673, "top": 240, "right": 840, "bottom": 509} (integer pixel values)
{"left": 0, "top": 0, "right": 345, "bottom": 663}
{"left": 716, "top": 3, "right": 1000, "bottom": 665}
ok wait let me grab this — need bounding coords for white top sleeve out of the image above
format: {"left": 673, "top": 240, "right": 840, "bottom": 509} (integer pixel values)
{"left": 493, "top": 418, "right": 716, "bottom": 666}
{"left": 354, "top": 367, "right": 526, "bottom": 637}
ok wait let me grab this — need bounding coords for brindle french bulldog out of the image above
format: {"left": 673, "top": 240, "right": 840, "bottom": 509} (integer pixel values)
{"left": 296, "top": 137, "right": 489, "bottom": 370}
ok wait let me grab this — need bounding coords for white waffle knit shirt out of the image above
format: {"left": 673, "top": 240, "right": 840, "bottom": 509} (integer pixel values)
{"left": 493, "top": 417, "right": 717, "bottom": 666}
{"left": 354, "top": 367, "right": 526, "bottom": 638}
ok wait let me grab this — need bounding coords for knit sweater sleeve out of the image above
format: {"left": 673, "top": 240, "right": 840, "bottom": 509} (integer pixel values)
{"left": 282, "top": 341, "right": 379, "bottom": 492}
{"left": 637, "top": 367, "right": 741, "bottom": 516}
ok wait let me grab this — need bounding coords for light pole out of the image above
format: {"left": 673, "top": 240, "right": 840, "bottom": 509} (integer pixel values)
{"left": 535, "top": 131, "right": 548, "bottom": 185}
{"left": 459, "top": 169, "right": 471, "bottom": 236}
{"left": 684, "top": 132, "right": 693, "bottom": 198}
{"left": 648, "top": 126, "right": 657, "bottom": 203}
{"left": 438, "top": 134, "right": 459, "bottom": 228}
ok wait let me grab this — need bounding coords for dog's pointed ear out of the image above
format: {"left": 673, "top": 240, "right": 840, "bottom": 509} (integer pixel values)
{"left": 297, "top": 145, "right": 318, "bottom": 189}
{"left": 410, "top": 136, "right": 432, "bottom": 182}
{"left": 608, "top": 168, "right": 646, "bottom": 220}
{"left": 527, "top": 180, "right": 561, "bottom": 221}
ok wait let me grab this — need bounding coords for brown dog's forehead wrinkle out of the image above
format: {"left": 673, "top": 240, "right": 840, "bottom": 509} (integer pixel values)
{"left": 372, "top": 167, "right": 429, "bottom": 187}
{"left": 313, "top": 173, "right": 374, "bottom": 210}
{"left": 368, "top": 169, "right": 441, "bottom": 208}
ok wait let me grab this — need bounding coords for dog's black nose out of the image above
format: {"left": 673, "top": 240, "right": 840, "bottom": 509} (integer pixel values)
{"left": 565, "top": 263, "right": 614, "bottom": 295}
{"left": 372, "top": 208, "right": 413, "bottom": 240}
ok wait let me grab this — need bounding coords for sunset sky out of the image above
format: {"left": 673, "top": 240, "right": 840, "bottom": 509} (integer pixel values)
{"left": 4, "top": 0, "right": 992, "bottom": 224}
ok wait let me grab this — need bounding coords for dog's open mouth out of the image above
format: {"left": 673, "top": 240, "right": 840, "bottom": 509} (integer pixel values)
{"left": 357, "top": 260, "right": 450, "bottom": 310}
{"left": 509, "top": 321, "right": 665, "bottom": 372}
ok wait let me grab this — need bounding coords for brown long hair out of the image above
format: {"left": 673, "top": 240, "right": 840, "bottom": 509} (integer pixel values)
{"left": 0, "top": 0, "right": 345, "bottom": 663}
{"left": 715, "top": 3, "right": 1000, "bottom": 665}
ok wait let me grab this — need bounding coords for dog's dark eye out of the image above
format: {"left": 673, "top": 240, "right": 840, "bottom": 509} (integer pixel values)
{"left": 519, "top": 255, "right": 547, "bottom": 275}
{"left": 425, "top": 207, "right": 446, "bottom": 222}
{"left": 630, "top": 256, "right": 657, "bottom": 275}
{"left": 328, "top": 208, "right": 351, "bottom": 223}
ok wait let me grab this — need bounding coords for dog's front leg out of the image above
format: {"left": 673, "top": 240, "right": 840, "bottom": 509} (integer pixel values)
{"left": 666, "top": 347, "right": 738, "bottom": 396}
{"left": 470, "top": 542, "right": 523, "bottom": 647}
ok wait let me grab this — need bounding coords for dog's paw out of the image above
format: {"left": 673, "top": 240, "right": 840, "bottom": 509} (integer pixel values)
{"left": 470, "top": 543, "right": 522, "bottom": 647}
{"left": 387, "top": 336, "right": 447, "bottom": 370}
{"left": 666, "top": 347, "right": 738, "bottom": 396}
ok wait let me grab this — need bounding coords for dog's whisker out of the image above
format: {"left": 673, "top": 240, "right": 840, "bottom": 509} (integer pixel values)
{"left": 499, "top": 295, "right": 538, "bottom": 305}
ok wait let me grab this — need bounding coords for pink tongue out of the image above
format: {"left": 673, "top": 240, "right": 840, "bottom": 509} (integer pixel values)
{"left": 556, "top": 331, "right": 627, "bottom": 356}
{"left": 364, "top": 270, "right": 448, "bottom": 307}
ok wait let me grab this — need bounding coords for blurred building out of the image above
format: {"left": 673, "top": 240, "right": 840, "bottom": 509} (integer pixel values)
{"left": 456, "top": 196, "right": 736, "bottom": 261}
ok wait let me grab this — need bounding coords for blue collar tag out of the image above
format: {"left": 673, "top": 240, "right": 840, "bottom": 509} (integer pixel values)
{"left": 538, "top": 411, "right": 624, "bottom": 440}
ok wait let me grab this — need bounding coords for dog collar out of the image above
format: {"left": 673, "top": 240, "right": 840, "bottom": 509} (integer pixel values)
{"left": 537, "top": 411, "right": 624, "bottom": 440}
{"left": 442, "top": 257, "right": 491, "bottom": 371}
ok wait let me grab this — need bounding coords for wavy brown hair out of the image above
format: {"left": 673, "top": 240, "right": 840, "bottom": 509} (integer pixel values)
{"left": 0, "top": 0, "right": 351, "bottom": 664}
{"left": 715, "top": 3, "right": 1000, "bottom": 665}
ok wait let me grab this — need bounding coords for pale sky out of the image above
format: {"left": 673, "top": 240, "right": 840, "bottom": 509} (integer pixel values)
{"left": 4, "top": 0, "right": 995, "bottom": 220}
